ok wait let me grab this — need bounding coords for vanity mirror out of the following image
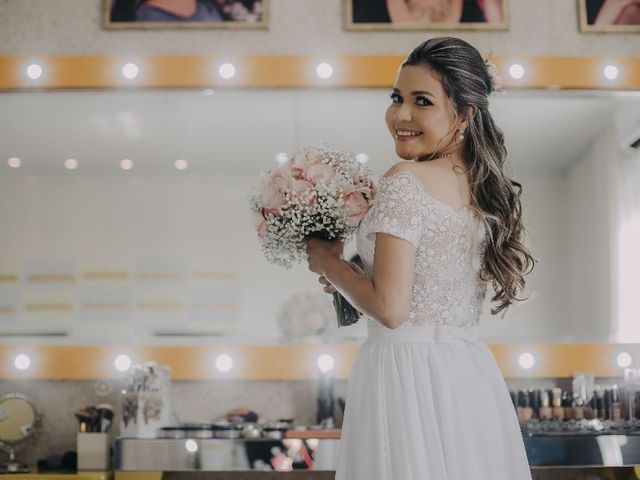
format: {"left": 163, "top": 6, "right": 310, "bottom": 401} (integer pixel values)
{"left": 0, "top": 88, "right": 638, "bottom": 345}
{"left": 0, "top": 392, "right": 41, "bottom": 473}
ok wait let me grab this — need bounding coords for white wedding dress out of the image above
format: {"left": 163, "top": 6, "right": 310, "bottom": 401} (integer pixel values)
{"left": 335, "top": 170, "right": 532, "bottom": 480}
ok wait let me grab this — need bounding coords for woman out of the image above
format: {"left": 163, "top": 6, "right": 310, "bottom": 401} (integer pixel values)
{"left": 305, "top": 37, "right": 535, "bottom": 479}
{"left": 109, "top": 0, "right": 258, "bottom": 22}
{"left": 352, "top": 0, "right": 504, "bottom": 24}
{"left": 588, "top": 0, "right": 640, "bottom": 25}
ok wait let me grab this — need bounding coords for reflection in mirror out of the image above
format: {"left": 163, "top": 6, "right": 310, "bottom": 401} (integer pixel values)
{"left": 0, "top": 392, "right": 41, "bottom": 473}
{"left": 0, "top": 88, "right": 638, "bottom": 345}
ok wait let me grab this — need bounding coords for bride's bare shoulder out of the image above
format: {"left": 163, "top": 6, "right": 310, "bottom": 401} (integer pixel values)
{"left": 382, "top": 161, "right": 445, "bottom": 184}
{"left": 382, "top": 161, "right": 425, "bottom": 178}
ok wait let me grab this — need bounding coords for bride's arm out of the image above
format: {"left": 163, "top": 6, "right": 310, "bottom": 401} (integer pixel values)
{"left": 314, "top": 234, "right": 417, "bottom": 329}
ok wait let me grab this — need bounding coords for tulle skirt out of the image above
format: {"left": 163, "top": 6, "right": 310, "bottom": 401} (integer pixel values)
{"left": 335, "top": 323, "right": 532, "bottom": 480}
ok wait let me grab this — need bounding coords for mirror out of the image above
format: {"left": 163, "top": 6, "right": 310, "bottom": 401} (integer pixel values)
{"left": 0, "top": 88, "right": 638, "bottom": 345}
{"left": 0, "top": 393, "right": 41, "bottom": 473}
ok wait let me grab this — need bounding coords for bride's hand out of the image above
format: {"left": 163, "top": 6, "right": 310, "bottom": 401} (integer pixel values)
{"left": 319, "top": 275, "right": 337, "bottom": 294}
{"left": 304, "top": 237, "right": 343, "bottom": 275}
{"left": 318, "top": 260, "right": 364, "bottom": 294}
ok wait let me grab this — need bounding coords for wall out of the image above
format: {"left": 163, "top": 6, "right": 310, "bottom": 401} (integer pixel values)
{"left": 566, "top": 128, "right": 619, "bottom": 342}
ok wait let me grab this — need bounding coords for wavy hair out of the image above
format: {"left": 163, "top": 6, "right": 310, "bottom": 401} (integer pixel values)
{"left": 403, "top": 37, "right": 537, "bottom": 317}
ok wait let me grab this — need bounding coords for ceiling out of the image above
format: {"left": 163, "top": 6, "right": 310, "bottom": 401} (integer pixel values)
{"left": 0, "top": 88, "right": 630, "bottom": 176}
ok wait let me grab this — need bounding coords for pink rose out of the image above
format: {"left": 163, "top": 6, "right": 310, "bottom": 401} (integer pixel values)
{"left": 292, "top": 179, "right": 314, "bottom": 197}
{"left": 261, "top": 183, "right": 285, "bottom": 210}
{"left": 344, "top": 192, "right": 370, "bottom": 227}
{"left": 306, "top": 163, "right": 335, "bottom": 185}
{"left": 252, "top": 209, "right": 267, "bottom": 237}
{"left": 307, "top": 152, "right": 324, "bottom": 165}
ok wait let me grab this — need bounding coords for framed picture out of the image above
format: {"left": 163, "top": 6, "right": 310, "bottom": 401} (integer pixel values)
{"left": 344, "top": 0, "right": 509, "bottom": 31}
{"left": 103, "top": 0, "right": 268, "bottom": 29}
{"left": 578, "top": 0, "right": 640, "bottom": 32}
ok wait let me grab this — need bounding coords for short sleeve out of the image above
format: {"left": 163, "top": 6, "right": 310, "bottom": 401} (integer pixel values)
{"left": 364, "top": 171, "right": 425, "bottom": 248}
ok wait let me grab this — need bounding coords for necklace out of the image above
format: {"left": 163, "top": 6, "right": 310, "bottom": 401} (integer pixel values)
{"left": 415, "top": 153, "right": 457, "bottom": 162}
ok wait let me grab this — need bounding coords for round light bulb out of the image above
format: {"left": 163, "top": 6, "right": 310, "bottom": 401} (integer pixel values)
{"left": 185, "top": 439, "right": 198, "bottom": 453}
{"left": 122, "top": 63, "right": 139, "bottom": 80}
{"left": 215, "top": 354, "right": 233, "bottom": 372}
{"left": 603, "top": 64, "right": 619, "bottom": 81}
{"left": 14, "top": 354, "right": 31, "bottom": 371}
{"left": 120, "top": 159, "right": 134, "bottom": 170}
{"left": 617, "top": 351, "right": 633, "bottom": 368}
{"left": 317, "top": 354, "right": 335, "bottom": 373}
{"left": 64, "top": 158, "right": 78, "bottom": 170}
{"left": 508, "top": 63, "right": 525, "bottom": 80}
{"left": 355, "top": 153, "right": 369, "bottom": 164}
{"left": 518, "top": 352, "right": 535, "bottom": 369}
{"left": 275, "top": 153, "right": 289, "bottom": 164}
{"left": 114, "top": 354, "right": 132, "bottom": 372}
{"left": 26, "top": 64, "right": 43, "bottom": 80}
{"left": 7, "top": 157, "right": 22, "bottom": 168}
{"left": 316, "top": 63, "right": 334, "bottom": 79}
{"left": 218, "top": 63, "right": 236, "bottom": 79}
{"left": 174, "top": 159, "right": 189, "bottom": 170}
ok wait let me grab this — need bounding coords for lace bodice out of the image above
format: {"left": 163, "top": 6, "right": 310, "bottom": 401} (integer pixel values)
{"left": 355, "top": 170, "right": 488, "bottom": 329}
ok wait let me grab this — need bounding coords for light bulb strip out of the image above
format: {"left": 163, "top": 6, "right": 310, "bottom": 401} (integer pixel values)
{"left": 0, "top": 55, "right": 638, "bottom": 89}
{"left": 0, "top": 343, "right": 639, "bottom": 380}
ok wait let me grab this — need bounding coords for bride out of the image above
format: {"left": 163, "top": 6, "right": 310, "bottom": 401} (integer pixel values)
{"left": 305, "top": 37, "right": 536, "bottom": 479}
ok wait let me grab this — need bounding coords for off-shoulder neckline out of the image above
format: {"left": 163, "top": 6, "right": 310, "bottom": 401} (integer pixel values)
{"left": 381, "top": 170, "right": 474, "bottom": 219}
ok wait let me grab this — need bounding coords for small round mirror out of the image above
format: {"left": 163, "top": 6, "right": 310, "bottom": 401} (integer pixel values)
{"left": 0, "top": 393, "right": 41, "bottom": 473}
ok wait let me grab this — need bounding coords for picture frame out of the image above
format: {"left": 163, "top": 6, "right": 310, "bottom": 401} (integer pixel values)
{"left": 344, "top": 0, "right": 509, "bottom": 31}
{"left": 103, "top": 0, "right": 268, "bottom": 30}
{"left": 578, "top": 0, "right": 640, "bottom": 33}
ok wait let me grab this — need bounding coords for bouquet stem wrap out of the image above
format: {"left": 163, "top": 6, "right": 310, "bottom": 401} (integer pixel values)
{"left": 307, "top": 231, "right": 361, "bottom": 327}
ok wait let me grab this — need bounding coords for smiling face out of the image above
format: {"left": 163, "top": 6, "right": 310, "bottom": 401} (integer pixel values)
{"left": 385, "top": 64, "right": 464, "bottom": 161}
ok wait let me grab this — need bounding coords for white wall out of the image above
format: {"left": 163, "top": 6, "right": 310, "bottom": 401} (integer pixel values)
{"left": 482, "top": 129, "right": 619, "bottom": 344}
{"left": 566, "top": 128, "right": 618, "bottom": 342}
{"left": 480, "top": 169, "right": 570, "bottom": 343}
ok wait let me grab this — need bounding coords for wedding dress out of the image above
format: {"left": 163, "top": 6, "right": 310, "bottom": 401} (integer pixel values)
{"left": 335, "top": 170, "right": 532, "bottom": 480}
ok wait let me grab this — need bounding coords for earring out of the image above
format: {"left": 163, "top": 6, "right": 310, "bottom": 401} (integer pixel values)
{"left": 458, "top": 128, "right": 465, "bottom": 142}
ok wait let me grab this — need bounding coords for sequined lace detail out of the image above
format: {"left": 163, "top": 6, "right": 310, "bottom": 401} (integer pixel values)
{"left": 356, "top": 170, "right": 488, "bottom": 329}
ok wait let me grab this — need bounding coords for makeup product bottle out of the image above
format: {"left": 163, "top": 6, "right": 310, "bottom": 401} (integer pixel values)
{"left": 509, "top": 390, "right": 517, "bottom": 410}
{"left": 517, "top": 390, "right": 533, "bottom": 423}
{"left": 588, "top": 393, "right": 598, "bottom": 420}
{"left": 612, "top": 385, "right": 621, "bottom": 422}
{"left": 539, "top": 389, "right": 552, "bottom": 420}
{"left": 573, "top": 397, "right": 585, "bottom": 420}
{"left": 529, "top": 389, "right": 540, "bottom": 419}
{"left": 562, "top": 391, "right": 574, "bottom": 420}
{"left": 552, "top": 388, "right": 565, "bottom": 421}
{"left": 596, "top": 389, "right": 606, "bottom": 421}
{"left": 604, "top": 388, "right": 613, "bottom": 420}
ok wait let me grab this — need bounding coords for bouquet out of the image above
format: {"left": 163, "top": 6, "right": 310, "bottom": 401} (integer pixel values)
{"left": 248, "top": 144, "right": 377, "bottom": 327}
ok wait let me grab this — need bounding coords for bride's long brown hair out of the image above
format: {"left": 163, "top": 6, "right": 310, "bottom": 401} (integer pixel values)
{"left": 404, "top": 37, "right": 537, "bottom": 317}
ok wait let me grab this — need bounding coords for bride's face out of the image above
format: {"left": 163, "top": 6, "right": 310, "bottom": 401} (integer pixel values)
{"left": 385, "top": 64, "right": 459, "bottom": 161}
